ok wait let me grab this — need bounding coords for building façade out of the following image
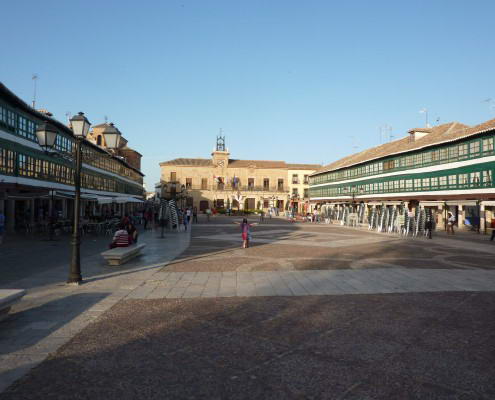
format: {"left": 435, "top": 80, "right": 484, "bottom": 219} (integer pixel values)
{"left": 309, "top": 119, "right": 495, "bottom": 232}
{"left": 0, "top": 82, "right": 144, "bottom": 232}
{"left": 159, "top": 137, "right": 320, "bottom": 213}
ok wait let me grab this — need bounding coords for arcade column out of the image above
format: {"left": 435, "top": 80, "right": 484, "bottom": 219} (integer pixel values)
{"left": 29, "top": 199, "right": 35, "bottom": 225}
{"left": 480, "top": 204, "right": 485, "bottom": 234}
{"left": 437, "top": 204, "right": 444, "bottom": 231}
{"left": 6, "top": 199, "right": 15, "bottom": 232}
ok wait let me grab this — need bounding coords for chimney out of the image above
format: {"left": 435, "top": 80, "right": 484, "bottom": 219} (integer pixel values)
{"left": 37, "top": 109, "right": 53, "bottom": 117}
{"left": 408, "top": 128, "right": 431, "bottom": 142}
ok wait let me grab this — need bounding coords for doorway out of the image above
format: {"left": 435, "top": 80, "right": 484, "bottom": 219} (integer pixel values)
{"left": 199, "top": 200, "right": 209, "bottom": 211}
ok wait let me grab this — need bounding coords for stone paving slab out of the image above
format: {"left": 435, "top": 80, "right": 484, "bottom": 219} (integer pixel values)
{"left": 1, "top": 293, "right": 494, "bottom": 399}
{"left": 2, "top": 220, "right": 495, "bottom": 397}
{"left": 0, "top": 229, "right": 192, "bottom": 394}
{"left": 121, "top": 269, "right": 495, "bottom": 299}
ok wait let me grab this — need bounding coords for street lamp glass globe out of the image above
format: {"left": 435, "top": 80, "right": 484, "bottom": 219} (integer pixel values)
{"left": 35, "top": 122, "right": 58, "bottom": 151}
{"left": 70, "top": 112, "right": 91, "bottom": 138}
{"left": 102, "top": 123, "right": 121, "bottom": 149}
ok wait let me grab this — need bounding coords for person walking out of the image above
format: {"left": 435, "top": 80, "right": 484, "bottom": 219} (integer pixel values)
{"left": 234, "top": 218, "right": 258, "bottom": 248}
{"left": 143, "top": 209, "right": 149, "bottom": 230}
{"left": 186, "top": 208, "right": 192, "bottom": 225}
{"left": 0, "top": 210, "right": 5, "bottom": 244}
{"left": 183, "top": 209, "right": 188, "bottom": 231}
{"left": 192, "top": 207, "right": 198, "bottom": 223}
{"left": 126, "top": 221, "right": 138, "bottom": 244}
{"left": 425, "top": 215, "right": 434, "bottom": 239}
{"left": 447, "top": 212, "right": 456, "bottom": 235}
{"left": 490, "top": 228, "right": 495, "bottom": 241}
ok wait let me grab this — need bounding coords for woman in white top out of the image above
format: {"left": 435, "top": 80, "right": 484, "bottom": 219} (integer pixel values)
{"left": 447, "top": 212, "right": 456, "bottom": 235}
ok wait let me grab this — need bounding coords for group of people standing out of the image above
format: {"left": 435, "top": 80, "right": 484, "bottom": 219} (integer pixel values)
{"left": 142, "top": 206, "right": 198, "bottom": 231}
{"left": 177, "top": 207, "right": 197, "bottom": 231}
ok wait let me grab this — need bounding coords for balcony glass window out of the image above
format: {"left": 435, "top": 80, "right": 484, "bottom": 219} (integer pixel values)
{"left": 483, "top": 170, "right": 492, "bottom": 186}
{"left": 470, "top": 172, "right": 480, "bottom": 186}
{"left": 248, "top": 178, "right": 254, "bottom": 189}
{"left": 448, "top": 146, "right": 458, "bottom": 160}
{"left": 7, "top": 110, "right": 16, "bottom": 129}
{"left": 483, "top": 137, "right": 494, "bottom": 153}
{"left": 458, "top": 144, "right": 468, "bottom": 159}
{"left": 448, "top": 175, "right": 457, "bottom": 186}
{"left": 469, "top": 141, "right": 480, "bottom": 156}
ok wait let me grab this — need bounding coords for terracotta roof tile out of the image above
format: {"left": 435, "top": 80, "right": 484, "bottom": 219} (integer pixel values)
{"left": 159, "top": 158, "right": 321, "bottom": 170}
{"left": 227, "top": 159, "right": 287, "bottom": 168}
{"left": 159, "top": 158, "right": 213, "bottom": 167}
{"left": 286, "top": 163, "right": 322, "bottom": 170}
{"left": 313, "top": 119, "right": 495, "bottom": 175}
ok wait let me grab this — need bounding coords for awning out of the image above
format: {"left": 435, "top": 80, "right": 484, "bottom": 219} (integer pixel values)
{"left": 54, "top": 191, "right": 98, "bottom": 200}
{"left": 96, "top": 196, "right": 144, "bottom": 204}
{"left": 115, "top": 197, "right": 143, "bottom": 203}
{"left": 96, "top": 197, "right": 114, "bottom": 204}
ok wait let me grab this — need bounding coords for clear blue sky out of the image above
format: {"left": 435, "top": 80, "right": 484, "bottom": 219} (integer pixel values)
{"left": 1, "top": 0, "right": 495, "bottom": 189}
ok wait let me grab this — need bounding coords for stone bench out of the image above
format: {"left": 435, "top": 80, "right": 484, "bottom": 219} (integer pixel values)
{"left": 0, "top": 289, "right": 27, "bottom": 321}
{"left": 101, "top": 243, "right": 146, "bottom": 266}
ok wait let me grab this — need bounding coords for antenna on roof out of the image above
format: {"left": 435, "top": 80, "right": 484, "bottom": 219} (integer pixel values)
{"left": 32, "top": 74, "right": 38, "bottom": 108}
{"left": 104, "top": 115, "right": 108, "bottom": 123}
{"left": 378, "top": 124, "right": 392, "bottom": 143}
{"left": 419, "top": 108, "right": 429, "bottom": 127}
{"left": 65, "top": 112, "right": 71, "bottom": 124}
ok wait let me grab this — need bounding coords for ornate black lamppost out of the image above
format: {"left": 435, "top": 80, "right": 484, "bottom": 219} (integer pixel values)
{"left": 36, "top": 114, "right": 121, "bottom": 284}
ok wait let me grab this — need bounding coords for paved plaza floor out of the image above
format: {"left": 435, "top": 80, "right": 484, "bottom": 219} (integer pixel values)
{"left": 1, "top": 216, "right": 495, "bottom": 399}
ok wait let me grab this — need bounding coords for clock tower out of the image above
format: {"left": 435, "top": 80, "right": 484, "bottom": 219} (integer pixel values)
{"left": 212, "top": 135, "right": 230, "bottom": 168}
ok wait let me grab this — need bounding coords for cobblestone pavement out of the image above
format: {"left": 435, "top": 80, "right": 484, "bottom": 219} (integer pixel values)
{"left": 0, "top": 227, "right": 191, "bottom": 393}
{"left": 1, "top": 217, "right": 495, "bottom": 399}
{"left": 2, "top": 293, "right": 494, "bottom": 399}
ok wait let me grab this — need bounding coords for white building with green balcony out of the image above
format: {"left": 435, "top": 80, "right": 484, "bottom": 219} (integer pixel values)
{"left": 309, "top": 120, "right": 495, "bottom": 232}
{"left": 0, "top": 82, "right": 145, "bottom": 232}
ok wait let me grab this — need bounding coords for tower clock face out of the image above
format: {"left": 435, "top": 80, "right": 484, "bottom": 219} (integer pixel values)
{"left": 218, "top": 160, "right": 225, "bottom": 167}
